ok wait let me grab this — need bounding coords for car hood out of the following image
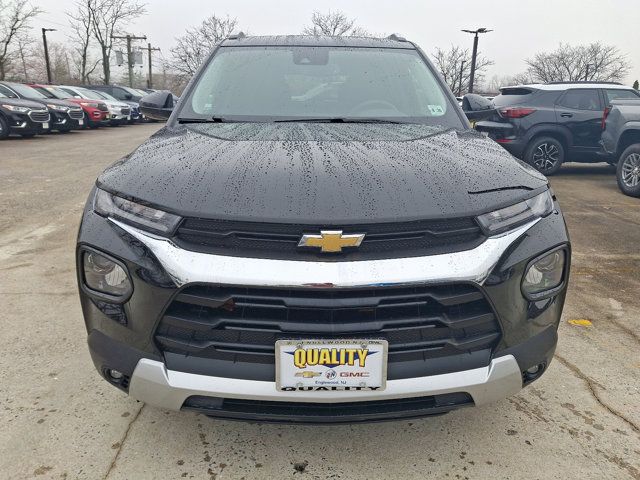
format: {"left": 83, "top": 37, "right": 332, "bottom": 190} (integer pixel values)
{"left": 42, "top": 98, "right": 82, "bottom": 109}
{"left": 0, "top": 97, "right": 48, "bottom": 109}
{"left": 98, "top": 123, "right": 548, "bottom": 223}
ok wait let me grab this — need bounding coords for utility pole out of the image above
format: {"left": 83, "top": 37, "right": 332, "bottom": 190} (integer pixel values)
{"left": 458, "top": 60, "right": 466, "bottom": 97}
{"left": 140, "top": 43, "right": 160, "bottom": 88}
{"left": 111, "top": 34, "right": 146, "bottom": 87}
{"left": 42, "top": 28, "right": 57, "bottom": 84}
{"left": 462, "top": 28, "right": 492, "bottom": 93}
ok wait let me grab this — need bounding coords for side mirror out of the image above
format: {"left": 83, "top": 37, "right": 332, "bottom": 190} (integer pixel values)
{"left": 139, "top": 91, "right": 174, "bottom": 120}
{"left": 124, "top": 93, "right": 133, "bottom": 100}
{"left": 462, "top": 93, "right": 495, "bottom": 121}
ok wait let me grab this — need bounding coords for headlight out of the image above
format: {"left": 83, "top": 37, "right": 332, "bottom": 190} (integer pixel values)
{"left": 80, "top": 102, "right": 100, "bottom": 108}
{"left": 476, "top": 190, "right": 554, "bottom": 236}
{"left": 83, "top": 250, "right": 132, "bottom": 298}
{"left": 46, "top": 104, "right": 70, "bottom": 112}
{"left": 522, "top": 249, "right": 566, "bottom": 299}
{"left": 2, "top": 104, "right": 30, "bottom": 113}
{"left": 94, "top": 188, "right": 182, "bottom": 234}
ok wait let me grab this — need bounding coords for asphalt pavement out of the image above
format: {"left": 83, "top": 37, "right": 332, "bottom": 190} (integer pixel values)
{"left": 1, "top": 125, "right": 638, "bottom": 479}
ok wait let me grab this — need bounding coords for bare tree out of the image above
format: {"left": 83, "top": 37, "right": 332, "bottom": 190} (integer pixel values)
{"left": 484, "top": 73, "right": 533, "bottom": 92}
{"left": 0, "top": 0, "right": 42, "bottom": 80}
{"left": 432, "top": 45, "right": 493, "bottom": 95}
{"left": 68, "top": 0, "right": 101, "bottom": 83}
{"left": 167, "top": 14, "right": 238, "bottom": 77}
{"left": 302, "top": 10, "right": 369, "bottom": 37}
{"left": 87, "top": 0, "right": 146, "bottom": 84}
{"left": 525, "top": 43, "right": 629, "bottom": 83}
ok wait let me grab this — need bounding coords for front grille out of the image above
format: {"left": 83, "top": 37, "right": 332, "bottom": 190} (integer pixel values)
{"left": 69, "top": 109, "right": 84, "bottom": 120}
{"left": 155, "top": 283, "right": 501, "bottom": 377}
{"left": 174, "top": 217, "right": 485, "bottom": 261}
{"left": 182, "top": 392, "right": 474, "bottom": 423}
{"left": 28, "top": 110, "right": 50, "bottom": 122}
{"left": 97, "top": 103, "right": 108, "bottom": 112}
{"left": 121, "top": 107, "right": 131, "bottom": 115}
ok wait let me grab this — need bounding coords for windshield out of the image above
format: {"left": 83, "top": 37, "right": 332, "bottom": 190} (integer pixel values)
{"left": 93, "top": 90, "right": 118, "bottom": 102}
{"left": 71, "top": 87, "right": 105, "bottom": 100}
{"left": 39, "top": 87, "right": 70, "bottom": 99}
{"left": 10, "top": 83, "right": 47, "bottom": 99}
{"left": 179, "top": 46, "right": 462, "bottom": 125}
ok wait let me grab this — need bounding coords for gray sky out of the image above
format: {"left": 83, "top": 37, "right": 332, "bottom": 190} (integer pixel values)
{"left": 32, "top": 0, "right": 640, "bottom": 86}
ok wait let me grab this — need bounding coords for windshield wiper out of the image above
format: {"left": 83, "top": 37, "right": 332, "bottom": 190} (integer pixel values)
{"left": 273, "top": 117, "right": 409, "bottom": 124}
{"left": 178, "top": 116, "right": 236, "bottom": 124}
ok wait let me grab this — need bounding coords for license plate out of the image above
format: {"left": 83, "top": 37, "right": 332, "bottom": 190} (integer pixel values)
{"left": 276, "top": 339, "right": 388, "bottom": 391}
{"left": 78, "top": 119, "right": 84, "bottom": 126}
{"left": 42, "top": 122, "right": 49, "bottom": 129}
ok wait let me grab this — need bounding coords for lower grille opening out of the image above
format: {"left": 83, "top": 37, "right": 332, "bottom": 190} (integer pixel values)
{"left": 182, "top": 392, "right": 474, "bottom": 423}
{"left": 155, "top": 283, "right": 501, "bottom": 380}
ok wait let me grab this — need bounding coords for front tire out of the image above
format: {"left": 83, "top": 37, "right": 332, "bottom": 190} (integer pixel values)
{"left": 0, "top": 115, "right": 9, "bottom": 139}
{"left": 525, "top": 136, "right": 564, "bottom": 176}
{"left": 616, "top": 145, "right": 640, "bottom": 197}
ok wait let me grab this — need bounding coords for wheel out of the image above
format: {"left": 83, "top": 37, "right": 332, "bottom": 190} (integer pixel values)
{"left": 0, "top": 115, "right": 9, "bottom": 139}
{"left": 616, "top": 145, "right": 640, "bottom": 197}
{"left": 525, "top": 136, "right": 565, "bottom": 176}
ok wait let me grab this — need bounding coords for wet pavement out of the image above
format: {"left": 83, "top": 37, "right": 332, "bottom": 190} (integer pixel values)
{"left": 1, "top": 125, "right": 638, "bottom": 479}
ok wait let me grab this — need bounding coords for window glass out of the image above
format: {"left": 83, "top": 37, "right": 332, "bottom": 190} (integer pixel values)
{"left": 180, "top": 46, "right": 462, "bottom": 126}
{"left": 604, "top": 89, "right": 639, "bottom": 103}
{"left": 0, "top": 84, "right": 18, "bottom": 98}
{"left": 557, "top": 89, "right": 600, "bottom": 111}
{"left": 9, "top": 83, "right": 47, "bottom": 99}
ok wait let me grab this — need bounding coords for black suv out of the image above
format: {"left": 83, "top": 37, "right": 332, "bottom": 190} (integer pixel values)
{"left": 477, "top": 82, "right": 640, "bottom": 175}
{"left": 77, "top": 35, "right": 570, "bottom": 423}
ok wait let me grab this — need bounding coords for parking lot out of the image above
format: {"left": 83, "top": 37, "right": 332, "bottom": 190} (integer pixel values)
{"left": 1, "top": 125, "right": 639, "bottom": 479}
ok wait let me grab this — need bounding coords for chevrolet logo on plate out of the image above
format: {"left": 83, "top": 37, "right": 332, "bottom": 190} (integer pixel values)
{"left": 298, "top": 230, "right": 365, "bottom": 253}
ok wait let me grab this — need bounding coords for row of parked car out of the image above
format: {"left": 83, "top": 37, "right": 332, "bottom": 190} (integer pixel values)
{"left": 0, "top": 82, "right": 156, "bottom": 139}
{"left": 462, "top": 81, "right": 640, "bottom": 197}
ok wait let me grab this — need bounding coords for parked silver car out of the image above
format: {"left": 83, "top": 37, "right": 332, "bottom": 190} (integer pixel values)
{"left": 58, "top": 86, "right": 131, "bottom": 126}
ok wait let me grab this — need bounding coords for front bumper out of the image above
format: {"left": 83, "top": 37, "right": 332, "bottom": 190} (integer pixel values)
{"left": 131, "top": 355, "right": 522, "bottom": 410}
{"left": 6, "top": 112, "right": 50, "bottom": 135}
{"left": 78, "top": 198, "right": 570, "bottom": 421}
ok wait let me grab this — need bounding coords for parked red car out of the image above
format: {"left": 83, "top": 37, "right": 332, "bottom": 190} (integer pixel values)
{"left": 29, "top": 84, "right": 109, "bottom": 128}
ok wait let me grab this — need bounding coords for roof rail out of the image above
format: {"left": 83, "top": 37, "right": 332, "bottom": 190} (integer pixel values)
{"left": 387, "top": 33, "right": 407, "bottom": 42}
{"left": 227, "top": 31, "right": 246, "bottom": 40}
{"left": 546, "top": 81, "right": 622, "bottom": 85}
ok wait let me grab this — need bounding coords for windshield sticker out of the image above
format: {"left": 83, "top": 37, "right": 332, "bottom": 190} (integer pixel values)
{"left": 428, "top": 105, "right": 445, "bottom": 116}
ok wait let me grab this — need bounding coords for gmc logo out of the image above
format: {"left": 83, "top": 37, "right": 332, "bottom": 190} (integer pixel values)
{"left": 340, "top": 372, "right": 370, "bottom": 377}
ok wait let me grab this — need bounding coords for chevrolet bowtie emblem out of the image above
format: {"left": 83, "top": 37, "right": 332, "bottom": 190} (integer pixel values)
{"left": 298, "top": 230, "right": 366, "bottom": 253}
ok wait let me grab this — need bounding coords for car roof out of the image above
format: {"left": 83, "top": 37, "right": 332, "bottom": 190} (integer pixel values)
{"left": 502, "top": 83, "right": 634, "bottom": 92}
{"left": 221, "top": 34, "right": 415, "bottom": 49}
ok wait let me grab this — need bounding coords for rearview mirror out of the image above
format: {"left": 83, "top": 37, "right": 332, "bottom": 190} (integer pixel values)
{"left": 462, "top": 94, "right": 495, "bottom": 121}
{"left": 139, "top": 91, "right": 174, "bottom": 120}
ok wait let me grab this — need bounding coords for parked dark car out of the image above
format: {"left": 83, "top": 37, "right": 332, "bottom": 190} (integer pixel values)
{"left": 0, "top": 90, "right": 50, "bottom": 139}
{"left": 476, "top": 82, "right": 640, "bottom": 175}
{"left": 0, "top": 81, "right": 85, "bottom": 132}
{"left": 600, "top": 98, "right": 640, "bottom": 197}
{"left": 83, "top": 84, "right": 143, "bottom": 103}
{"left": 77, "top": 34, "right": 570, "bottom": 423}
{"left": 30, "top": 84, "right": 109, "bottom": 128}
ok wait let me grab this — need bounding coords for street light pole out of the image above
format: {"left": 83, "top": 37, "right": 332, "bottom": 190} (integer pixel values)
{"left": 42, "top": 28, "right": 57, "bottom": 84}
{"left": 462, "top": 28, "right": 492, "bottom": 94}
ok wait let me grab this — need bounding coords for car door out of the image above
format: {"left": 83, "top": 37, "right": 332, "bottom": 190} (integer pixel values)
{"left": 555, "top": 88, "right": 603, "bottom": 154}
